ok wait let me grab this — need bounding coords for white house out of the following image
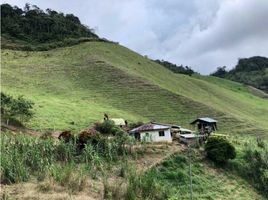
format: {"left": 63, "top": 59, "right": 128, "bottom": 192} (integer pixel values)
{"left": 129, "top": 123, "right": 172, "bottom": 143}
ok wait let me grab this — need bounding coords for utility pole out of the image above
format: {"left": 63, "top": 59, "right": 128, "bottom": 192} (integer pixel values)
{"left": 188, "top": 143, "right": 193, "bottom": 200}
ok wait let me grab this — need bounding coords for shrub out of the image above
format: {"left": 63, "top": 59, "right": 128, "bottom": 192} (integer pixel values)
{"left": 205, "top": 137, "right": 236, "bottom": 164}
{"left": 95, "top": 120, "right": 115, "bottom": 135}
{"left": 129, "top": 121, "right": 144, "bottom": 129}
{"left": 242, "top": 147, "right": 268, "bottom": 196}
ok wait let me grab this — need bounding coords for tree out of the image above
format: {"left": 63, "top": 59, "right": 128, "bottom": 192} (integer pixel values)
{"left": 1, "top": 92, "right": 34, "bottom": 125}
{"left": 205, "top": 137, "right": 236, "bottom": 164}
{"left": 1, "top": 92, "right": 14, "bottom": 125}
{"left": 154, "top": 59, "right": 196, "bottom": 75}
{"left": 210, "top": 66, "right": 228, "bottom": 78}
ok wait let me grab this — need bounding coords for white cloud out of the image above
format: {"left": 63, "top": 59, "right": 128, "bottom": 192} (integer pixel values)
{"left": 3, "top": 0, "right": 268, "bottom": 74}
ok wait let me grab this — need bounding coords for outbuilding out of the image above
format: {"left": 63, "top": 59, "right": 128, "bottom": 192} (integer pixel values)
{"left": 190, "top": 117, "right": 217, "bottom": 134}
{"left": 129, "top": 123, "right": 172, "bottom": 143}
{"left": 110, "top": 118, "right": 127, "bottom": 127}
{"left": 179, "top": 134, "right": 204, "bottom": 145}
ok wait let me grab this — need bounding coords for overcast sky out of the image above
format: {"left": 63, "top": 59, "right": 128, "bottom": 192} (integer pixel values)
{"left": 3, "top": 0, "right": 268, "bottom": 74}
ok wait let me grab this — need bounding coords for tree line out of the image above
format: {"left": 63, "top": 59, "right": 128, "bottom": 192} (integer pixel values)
{"left": 211, "top": 56, "right": 268, "bottom": 93}
{"left": 154, "top": 59, "right": 195, "bottom": 76}
{"left": 1, "top": 3, "right": 98, "bottom": 43}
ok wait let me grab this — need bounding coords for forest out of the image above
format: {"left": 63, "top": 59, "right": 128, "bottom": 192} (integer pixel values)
{"left": 211, "top": 56, "right": 268, "bottom": 93}
{"left": 1, "top": 3, "right": 98, "bottom": 43}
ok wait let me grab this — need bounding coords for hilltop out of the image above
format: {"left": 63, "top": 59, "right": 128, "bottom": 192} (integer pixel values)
{"left": 211, "top": 56, "right": 268, "bottom": 93}
{"left": 1, "top": 3, "right": 111, "bottom": 51}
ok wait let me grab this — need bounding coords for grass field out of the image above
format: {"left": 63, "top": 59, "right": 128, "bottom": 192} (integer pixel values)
{"left": 1, "top": 40, "right": 268, "bottom": 199}
{"left": 1, "top": 41, "right": 268, "bottom": 136}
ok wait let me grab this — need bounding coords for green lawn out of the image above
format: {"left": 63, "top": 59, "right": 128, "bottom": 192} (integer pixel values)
{"left": 1, "top": 41, "right": 268, "bottom": 136}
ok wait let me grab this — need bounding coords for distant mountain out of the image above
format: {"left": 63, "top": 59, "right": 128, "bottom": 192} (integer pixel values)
{"left": 211, "top": 56, "right": 268, "bottom": 93}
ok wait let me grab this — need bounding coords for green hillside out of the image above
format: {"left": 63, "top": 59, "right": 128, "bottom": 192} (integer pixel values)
{"left": 211, "top": 56, "right": 268, "bottom": 93}
{"left": 1, "top": 41, "right": 268, "bottom": 136}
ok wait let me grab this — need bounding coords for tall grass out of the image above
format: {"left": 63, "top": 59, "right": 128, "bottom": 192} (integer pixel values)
{"left": 0, "top": 132, "right": 134, "bottom": 186}
{"left": 229, "top": 138, "right": 268, "bottom": 197}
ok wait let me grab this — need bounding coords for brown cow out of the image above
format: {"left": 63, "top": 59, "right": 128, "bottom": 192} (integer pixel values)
{"left": 58, "top": 130, "right": 74, "bottom": 143}
{"left": 78, "top": 128, "right": 99, "bottom": 149}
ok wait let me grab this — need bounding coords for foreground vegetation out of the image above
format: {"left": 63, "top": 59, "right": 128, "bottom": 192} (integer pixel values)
{"left": 126, "top": 137, "right": 268, "bottom": 200}
{"left": 0, "top": 131, "right": 134, "bottom": 186}
{"left": 1, "top": 132, "right": 266, "bottom": 199}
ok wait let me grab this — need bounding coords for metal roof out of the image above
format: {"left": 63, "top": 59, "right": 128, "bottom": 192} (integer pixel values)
{"left": 180, "top": 134, "right": 197, "bottom": 139}
{"left": 190, "top": 117, "right": 217, "bottom": 124}
{"left": 129, "top": 123, "right": 170, "bottom": 133}
{"left": 151, "top": 122, "right": 181, "bottom": 128}
{"left": 180, "top": 134, "right": 204, "bottom": 139}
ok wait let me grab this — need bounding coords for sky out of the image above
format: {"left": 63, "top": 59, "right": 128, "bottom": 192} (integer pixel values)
{"left": 3, "top": 0, "right": 268, "bottom": 74}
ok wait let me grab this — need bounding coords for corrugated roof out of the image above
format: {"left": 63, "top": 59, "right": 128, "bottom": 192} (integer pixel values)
{"left": 151, "top": 122, "right": 181, "bottom": 128}
{"left": 129, "top": 123, "right": 170, "bottom": 133}
{"left": 110, "top": 118, "right": 126, "bottom": 126}
{"left": 190, "top": 117, "right": 217, "bottom": 124}
{"left": 199, "top": 117, "right": 217, "bottom": 123}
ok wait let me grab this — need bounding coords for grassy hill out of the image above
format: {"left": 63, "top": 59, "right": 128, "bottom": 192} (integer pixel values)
{"left": 1, "top": 41, "right": 268, "bottom": 137}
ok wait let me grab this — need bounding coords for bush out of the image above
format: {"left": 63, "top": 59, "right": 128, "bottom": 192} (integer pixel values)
{"left": 205, "top": 137, "right": 236, "bottom": 164}
{"left": 242, "top": 147, "right": 268, "bottom": 196}
{"left": 129, "top": 121, "right": 144, "bottom": 129}
{"left": 95, "top": 120, "right": 115, "bottom": 135}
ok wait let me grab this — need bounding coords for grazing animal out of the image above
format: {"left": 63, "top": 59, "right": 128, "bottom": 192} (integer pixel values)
{"left": 58, "top": 130, "right": 74, "bottom": 143}
{"left": 78, "top": 128, "right": 98, "bottom": 149}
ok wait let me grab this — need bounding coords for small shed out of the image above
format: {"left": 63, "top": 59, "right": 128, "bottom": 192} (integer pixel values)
{"left": 179, "top": 134, "right": 203, "bottom": 145}
{"left": 110, "top": 118, "right": 127, "bottom": 127}
{"left": 129, "top": 123, "right": 172, "bottom": 143}
{"left": 190, "top": 117, "right": 217, "bottom": 134}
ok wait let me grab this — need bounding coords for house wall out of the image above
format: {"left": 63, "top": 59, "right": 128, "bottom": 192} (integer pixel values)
{"left": 140, "top": 129, "right": 172, "bottom": 142}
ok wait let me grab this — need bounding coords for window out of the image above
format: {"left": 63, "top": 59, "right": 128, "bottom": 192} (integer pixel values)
{"left": 159, "top": 131, "right": 165, "bottom": 137}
